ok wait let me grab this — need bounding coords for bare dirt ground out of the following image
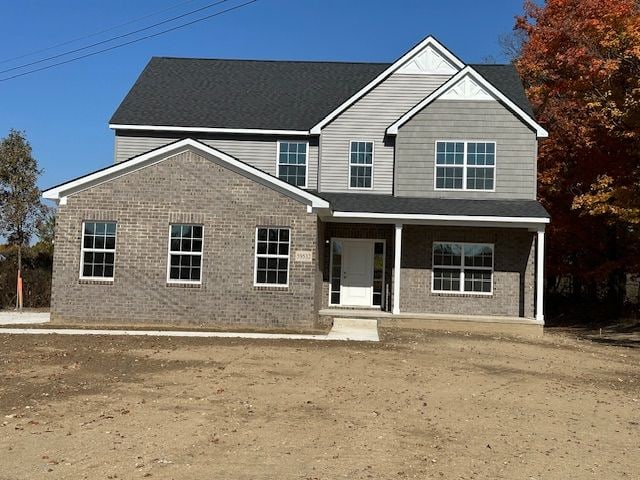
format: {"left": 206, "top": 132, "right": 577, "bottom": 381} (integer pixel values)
{"left": 0, "top": 328, "right": 638, "bottom": 479}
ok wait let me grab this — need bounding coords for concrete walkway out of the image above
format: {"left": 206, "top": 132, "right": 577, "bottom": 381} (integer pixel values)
{"left": 0, "top": 311, "right": 50, "bottom": 325}
{"left": 0, "top": 316, "right": 379, "bottom": 342}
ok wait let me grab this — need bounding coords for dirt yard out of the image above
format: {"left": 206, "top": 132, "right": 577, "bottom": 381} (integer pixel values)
{"left": 0, "top": 328, "right": 638, "bottom": 479}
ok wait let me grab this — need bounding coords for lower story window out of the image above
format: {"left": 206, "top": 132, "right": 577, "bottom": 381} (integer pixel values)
{"left": 255, "top": 227, "right": 290, "bottom": 286}
{"left": 432, "top": 242, "right": 493, "bottom": 294}
{"left": 80, "top": 221, "right": 117, "bottom": 280}
{"left": 168, "top": 224, "right": 203, "bottom": 283}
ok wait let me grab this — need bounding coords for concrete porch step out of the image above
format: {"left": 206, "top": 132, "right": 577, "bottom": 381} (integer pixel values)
{"left": 327, "top": 318, "right": 379, "bottom": 342}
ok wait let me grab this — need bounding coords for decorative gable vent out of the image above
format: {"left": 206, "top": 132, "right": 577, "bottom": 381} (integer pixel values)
{"left": 397, "top": 45, "right": 458, "bottom": 75}
{"left": 441, "top": 74, "right": 494, "bottom": 101}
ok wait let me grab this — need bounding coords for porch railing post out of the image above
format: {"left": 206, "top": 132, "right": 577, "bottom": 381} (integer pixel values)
{"left": 393, "top": 223, "right": 403, "bottom": 315}
{"left": 536, "top": 228, "right": 545, "bottom": 323}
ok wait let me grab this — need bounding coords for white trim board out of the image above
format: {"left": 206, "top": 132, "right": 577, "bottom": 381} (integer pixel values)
{"left": 309, "top": 36, "right": 464, "bottom": 134}
{"left": 326, "top": 211, "right": 549, "bottom": 229}
{"left": 386, "top": 67, "right": 549, "bottom": 138}
{"left": 110, "top": 124, "right": 309, "bottom": 136}
{"left": 42, "top": 138, "right": 330, "bottom": 209}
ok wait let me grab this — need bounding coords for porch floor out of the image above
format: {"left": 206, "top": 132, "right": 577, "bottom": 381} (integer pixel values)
{"left": 319, "top": 308, "right": 543, "bottom": 338}
{"left": 319, "top": 308, "right": 543, "bottom": 325}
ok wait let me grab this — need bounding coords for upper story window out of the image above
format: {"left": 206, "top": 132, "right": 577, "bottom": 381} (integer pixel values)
{"left": 80, "top": 221, "right": 117, "bottom": 280}
{"left": 435, "top": 141, "right": 495, "bottom": 191}
{"left": 349, "top": 141, "right": 373, "bottom": 189}
{"left": 278, "top": 141, "right": 307, "bottom": 188}
{"left": 432, "top": 242, "right": 494, "bottom": 294}
{"left": 255, "top": 227, "right": 290, "bottom": 287}
{"left": 168, "top": 224, "right": 203, "bottom": 284}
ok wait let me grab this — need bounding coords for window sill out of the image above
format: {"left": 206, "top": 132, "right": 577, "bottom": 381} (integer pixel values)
{"left": 166, "top": 282, "right": 202, "bottom": 289}
{"left": 79, "top": 278, "right": 114, "bottom": 285}
{"left": 434, "top": 188, "right": 496, "bottom": 193}
{"left": 431, "top": 291, "right": 493, "bottom": 298}
{"left": 253, "top": 284, "right": 289, "bottom": 291}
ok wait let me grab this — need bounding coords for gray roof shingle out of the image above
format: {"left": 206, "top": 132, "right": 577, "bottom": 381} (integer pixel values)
{"left": 314, "top": 192, "right": 549, "bottom": 219}
{"left": 110, "top": 58, "right": 534, "bottom": 130}
{"left": 110, "top": 58, "right": 389, "bottom": 130}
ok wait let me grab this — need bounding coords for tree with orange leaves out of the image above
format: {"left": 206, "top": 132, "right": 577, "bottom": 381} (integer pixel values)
{"left": 514, "top": 0, "right": 640, "bottom": 317}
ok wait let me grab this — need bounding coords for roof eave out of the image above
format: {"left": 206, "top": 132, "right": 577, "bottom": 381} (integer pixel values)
{"left": 109, "top": 124, "right": 312, "bottom": 136}
{"left": 42, "top": 138, "right": 330, "bottom": 209}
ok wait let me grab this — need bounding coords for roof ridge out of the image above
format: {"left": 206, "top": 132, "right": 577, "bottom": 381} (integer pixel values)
{"left": 151, "top": 56, "right": 392, "bottom": 66}
{"left": 470, "top": 63, "right": 515, "bottom": 67}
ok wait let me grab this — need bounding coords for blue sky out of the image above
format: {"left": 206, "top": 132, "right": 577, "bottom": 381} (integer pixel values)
{"left": 0, "top": 0, "right": 525, "bottom": 190}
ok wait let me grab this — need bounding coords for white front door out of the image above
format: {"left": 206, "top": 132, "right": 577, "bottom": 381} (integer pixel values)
{"left": 341, "top": 240, "right": 374, "bottom": 306}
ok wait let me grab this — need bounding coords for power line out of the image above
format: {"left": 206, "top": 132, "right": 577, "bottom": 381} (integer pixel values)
{"left": 0, "top": 0, "right": 197, "bottom": 65}
{"left": 0, "top": 0, "right": 230, "bottom": 75}
{"left": 0, "top": 0, "right": 259, "bottom": 82}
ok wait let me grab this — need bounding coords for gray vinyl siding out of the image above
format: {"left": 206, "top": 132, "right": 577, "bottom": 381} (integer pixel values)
{"left": 394, "top": 100, "right": 537, "bottom": 200}
{"left": 114, "top": 133, "right": 319, "bottom": 190}
{"left": 319, "top": 73, "right": 452, "bottom": 194}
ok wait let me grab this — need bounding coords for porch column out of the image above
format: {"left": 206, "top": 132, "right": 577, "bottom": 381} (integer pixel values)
{"left": 536, "top": 228, "right": 545, "bottom": 323}
{"left": 393, "top": 223, "right": 403, "bottom": 314}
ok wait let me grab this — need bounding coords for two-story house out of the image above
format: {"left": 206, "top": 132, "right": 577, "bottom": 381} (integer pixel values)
{"left": 43, "top": 36, "right": 549, "bottom": 332}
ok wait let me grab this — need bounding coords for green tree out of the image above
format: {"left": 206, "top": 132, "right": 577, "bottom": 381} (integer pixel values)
{"left": 35, "top": 208, "right": 56, "bottom": 253}
{"left": 0, "top": 129, "right": 49, "bottom": 310}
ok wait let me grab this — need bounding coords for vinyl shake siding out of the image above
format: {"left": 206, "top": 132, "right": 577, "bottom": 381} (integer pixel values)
{"left": 394, "top": 99, "right": 538, "bottom": 199}
{"left": 115, "top": 132, "right": 320, "bottom": 190}
{"left": 319, "top": 73, "right": 452, "bottom": 194}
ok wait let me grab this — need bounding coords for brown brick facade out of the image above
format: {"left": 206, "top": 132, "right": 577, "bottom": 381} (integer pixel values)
{"left": 51, "top": 149, "right": 320, "bottom": 329}
{"left": 51, "top": 148, "right": 536, "bottom": 327}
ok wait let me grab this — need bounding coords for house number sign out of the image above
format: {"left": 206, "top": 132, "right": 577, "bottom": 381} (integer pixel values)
{"left": 294, "top": 250, "right": 313, "bottom": 262}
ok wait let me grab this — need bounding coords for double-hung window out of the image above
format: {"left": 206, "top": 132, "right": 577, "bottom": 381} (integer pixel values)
{"left": 80, "top": 221, "right": 117, "bottom": 280}
{"left": 432, "top": 242, "right": 493, "bottom": 294}
{"left": 435, "top": 141, "right": 495, "bottom": 191}
{"left": 349, "top": 141, "right": 373, "bottom": 188}
{"left": 168, "top": 224, "right": 203, "bottom": 283}
{"left": 255, "top": 227, "right": 290, "bottom": 286}
{"left": 278, "top": 141, "right": 307, "bottom": 188}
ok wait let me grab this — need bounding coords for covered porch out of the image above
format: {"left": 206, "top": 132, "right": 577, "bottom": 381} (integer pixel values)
{"left": 315, "top": 193, "right": 549, "bottom": 324}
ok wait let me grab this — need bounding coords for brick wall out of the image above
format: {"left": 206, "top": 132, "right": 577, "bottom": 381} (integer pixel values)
{"left": 400, "top": 225, "right": 535, "bottom": 318}
{"left": 51, "top": 148, "right": 319, "bottom": 329}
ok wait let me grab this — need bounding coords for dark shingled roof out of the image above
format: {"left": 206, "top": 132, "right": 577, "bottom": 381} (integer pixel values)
{"left": 314, "top": 192, "right": 549, "bottom": 219}
{"left": 110, "top": 58, "right": 389, "bottom": 130}
{"left": 470, "top": 64, "right": 534, "bottom": 117}
{"left": 110, "top": 58, "right": 534, "bottom": 130}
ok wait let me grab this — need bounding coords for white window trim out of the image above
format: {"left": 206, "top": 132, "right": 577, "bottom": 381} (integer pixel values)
{"left": 328, "top": 238, "right": 386, "bottom": 307}
{"left": 434, "top": 140, "right": 497, "bottom": 192}
{"left": 79, "top": 221, "right": 117, "bottom": 282}
{"left": 431, "top": 242, "right": 494, "bottom": 295}
{"left": 348, "top": 140, "right": 375, "bottom": 190}
{"left": 276, "top": 140, "right": 309, "bottom": 189}
{"left": 166, "top": 224, "right": 204, "bottom": 285}
{"left": 253, "top": 227, "right": 291, "bottom": 288}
